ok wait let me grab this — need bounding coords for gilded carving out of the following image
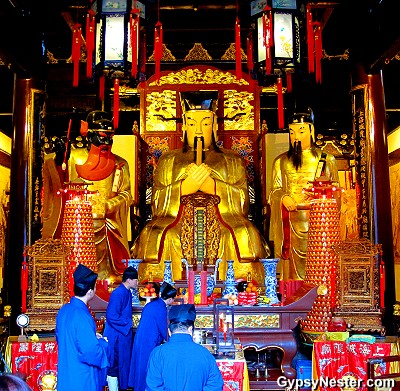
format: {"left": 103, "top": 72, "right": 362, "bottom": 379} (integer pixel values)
{"left": 235, "top": 314, "right": 280, "bottom": 328}
{"left": 146, "top": 90, "right": 177, "bottom": 131}
{"left": 148, "top": 43, "right": 176, "bottom": 62}
{"left": 221, "top": 43, "right": 247, "bottom": 61}
{"left": 184, "top": 43, "right": 212, "bottom": 62}
{"left": 180, "top": 193, "right": 221, "bottom": 265}
{"left": 149, "top": 68, "right": 249, "bottom": 86}
{"left": 223, "top": 90, "right": 254, "bottom": 130}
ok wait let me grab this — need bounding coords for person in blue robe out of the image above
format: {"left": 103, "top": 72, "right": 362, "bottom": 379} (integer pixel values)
{"left": 56, "top": 264, "right": 109, "bottom": 391}
{"left": 146, "top": 304, "right": 224, "bottom": 391}
{"left": 103, "top": 266, "right": 138, "bottom": 391}
{"left": 128, "top": 282, "right": 177, "bottom": 391}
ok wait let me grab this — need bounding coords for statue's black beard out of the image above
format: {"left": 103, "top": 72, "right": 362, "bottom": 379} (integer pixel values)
{"left": 292, "top": 141, "right": 302, "bottom": 170}
{"left": 194, "top": 136, "right": 205, "bottom": 162}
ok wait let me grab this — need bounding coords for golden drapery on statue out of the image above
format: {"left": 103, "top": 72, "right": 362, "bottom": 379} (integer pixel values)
{"left": 131, "top": 91, "right": 270, "bottom": 283}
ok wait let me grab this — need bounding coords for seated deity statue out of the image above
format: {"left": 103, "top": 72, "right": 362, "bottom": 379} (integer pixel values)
{"left": 268, "top": 110, "right": 340, "bottom": 280}
{"left": 131, "top": 92, "right": 270, "bottom": 283}
{"left": 42, "top": 111, "right": 133, "bottom": 281}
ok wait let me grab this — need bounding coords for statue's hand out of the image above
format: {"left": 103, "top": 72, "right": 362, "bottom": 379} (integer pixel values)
{"left": 181, "top": 164, "right": 211, "bottom": 195}
{"left": 282, "top": 195, "right": 297, "bottom": 211}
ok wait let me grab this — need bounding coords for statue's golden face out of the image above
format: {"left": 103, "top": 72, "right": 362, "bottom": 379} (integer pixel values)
{"left": 183, "top": 110, "right": 216, "bottom": 149}
{"left": 289, "top": 123, "right": 313, "bottom": 150}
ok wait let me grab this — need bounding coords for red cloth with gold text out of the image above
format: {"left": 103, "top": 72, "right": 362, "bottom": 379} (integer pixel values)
{"left": 313, "top": 340, "right": 394, "bottom": 391}
{"left": 9, "top": 339, "right": 58, "bottom": 391}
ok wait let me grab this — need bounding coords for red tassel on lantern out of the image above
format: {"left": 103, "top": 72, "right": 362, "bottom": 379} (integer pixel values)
{"left": 277, "top": 77, "right": 284, "bottom": 129}
{"left": 235, "top": 17, "right": 242, "bottom": 80}
{"left": 314, "top": 22, "right": 323, "bottom": 83}
{"left": 21, "top": 254, "right": 28, "bottom": 313}
{"left": 246, "top": 32, "right": 254, "bottom": 74}
{"left": 72, "top": 23, "right": 82, "bottom": 87}
{"left": 154, "top": 21, "right": 163, "bottom": 81}
{"left": 130, "top": 5, "right": 140, "bottom": 78}
{"left": 286, "top": 71, "right": 292, "bottom": 93}
{"left": 113, "top": 79, "right": 120, "bottom": 130}
{"left": 306, "top": 5, "right": 314, "bottom": 74}
{"left": 85, "top": 10, "right": 96, "bottom": 79}
{"left": 263, "top": 5, "right": 273, "bottom": 75}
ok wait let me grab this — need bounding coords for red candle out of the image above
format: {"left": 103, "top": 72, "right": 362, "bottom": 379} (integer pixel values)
{"left": 200, "top": 271, "right": 207, "bottom": 305}
{"left": 188, "top": 271, "right": 195, "bottom": 304}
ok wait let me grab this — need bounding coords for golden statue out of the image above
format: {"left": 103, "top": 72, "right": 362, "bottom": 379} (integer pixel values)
{"left": 269, "top": 111, "right": 340, "bottom": 280}
{"left": 131, "top": 92, "right": 270, "bottom": 283}
{"left": 42, "top": 111, "right": 133, "bottom": 281}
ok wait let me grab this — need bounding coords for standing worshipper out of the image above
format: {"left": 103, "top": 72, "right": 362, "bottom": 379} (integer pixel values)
{"left": 146, "top": 304, "right": 224, "bottom": 391}
{"left": 56, "top": 264, "right": 109, "bottom": 391}
{"left": 128, "top": 282, "right": 177, "bottom": 391}
{"left": 104, "top": 266, "right": 138, "bottom": 391}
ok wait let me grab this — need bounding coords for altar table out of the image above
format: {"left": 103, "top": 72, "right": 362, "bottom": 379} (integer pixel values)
{"left": 312, "top": 336, "right": 400, "bottom": 391}
{"left": 6, "top": 336, "right": 249, "bottom": 391}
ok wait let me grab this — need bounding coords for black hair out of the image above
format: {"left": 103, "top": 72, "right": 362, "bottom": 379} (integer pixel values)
{"left": 0, "top": 373, "right": 33, "bottom": 391}
{"left": 74, "top": 281, "right": 95, "bottom": 297}
{"left": 122, "top": 266, "right": 138, "bottom": 282}
{"left": 169, "top": 320, "right": 195, "bottom": 333}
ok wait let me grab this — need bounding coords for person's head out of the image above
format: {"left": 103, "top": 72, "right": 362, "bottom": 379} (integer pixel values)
{"left": 287, "top": 111, "right": 316, "bottom": 170}
{"left": 159, "top": 282, "right": 177, "bottom": 305}
{"left": 181, "top": 91, "right": 220, "bottom": 153}
{"left": 81, "top": 110, "right": 115, "bottom": 149}
{"left": 0, "top": 373, "right": 32, "bottom": 391}
{"left": 168, "top": 304, "right": 196, "bottom": 335}
{"left": 122, "top": 266, "right": 138, "bottom": 289}
{"left": 73, "top": 264, "right": 98, "bottom": 300}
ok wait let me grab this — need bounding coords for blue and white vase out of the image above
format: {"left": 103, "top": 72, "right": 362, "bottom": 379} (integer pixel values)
{"left": 194, "top": 274, "right": 216, "bottom": 296}
{"left": 127, "top": 258, "right": 142, "bottom": 306}
{"left": 163, "top": 260, "right": 174, "bottom": 285}
{"left": 223, "top": 260, "right": 238, "bottom": 296}
{"left": 261, "top": 258, "right": 280, "bottom": 305}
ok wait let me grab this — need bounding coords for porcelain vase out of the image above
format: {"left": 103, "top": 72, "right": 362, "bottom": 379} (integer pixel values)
{"left": 261, "top": 258, "right": 280, "bottom": 305}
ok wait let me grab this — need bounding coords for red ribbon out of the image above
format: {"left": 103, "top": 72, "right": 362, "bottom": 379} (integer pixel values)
{"left": 154, "top": 21, "right": 163, "bottom": 81}
{"left": 277, "top": 77, "right": 284, "bottom": 129}
{"left": 21, "top": 256, "right": 28, "bottom": 313}
{"left": 130, "top": 6, "right": 140, "bottom": 78}
{"left": 286, "top": 71, "right": 292, "bottom": 93}
{"left": 85, "top": 10, "right": 96, "bottom": 79}
{"left": 314, "top": 22, "right": 323, "bottom": 83}
{"left": 246, "top": 32, "right": 254, "bottom": 73}
{"left": 113, "top": 79, "right": 120, "bottom": 130}
{"left": 235, "top": 17, "right": 242, "bottom": 80}
{"left": 306, "top": 5, "right": 314, "bottom": 74}
{"left": 262, "top": 5, "right": 273, "bottom": 75}
{"left": 72, "top": 24, "right": 82, "bottom": 87}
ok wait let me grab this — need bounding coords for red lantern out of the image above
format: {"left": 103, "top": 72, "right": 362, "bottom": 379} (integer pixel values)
{"left": 154, "top": 21, "right": 163, "bottom": 81}
{"left": 113, "top": 79, "right": 120, "bottom": 130}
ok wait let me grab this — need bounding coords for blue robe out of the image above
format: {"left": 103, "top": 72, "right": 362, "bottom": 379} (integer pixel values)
{"left": 146, "top": 333, "right": 224, "bottom": 391}
{"left": 129, "top": 298, "right": 168, "bottom": 391}
{"left": 56, "top": 297, "right": 109, "bottom": 391}
{"left": 103, "top": 283, "right": 133, "bottom": 389}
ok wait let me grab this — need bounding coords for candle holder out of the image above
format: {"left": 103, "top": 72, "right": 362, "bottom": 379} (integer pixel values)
{"left": 214, "top": 304, "right": 235, "bottom": 358}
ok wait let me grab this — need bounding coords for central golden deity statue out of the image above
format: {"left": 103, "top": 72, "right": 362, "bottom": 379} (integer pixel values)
{"left": 131, "top": 92, "right": 270, "bottom": 283}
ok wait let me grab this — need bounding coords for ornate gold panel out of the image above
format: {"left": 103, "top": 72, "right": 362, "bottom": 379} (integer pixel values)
{"left": 145, "top": 90, "right": 177, "bottom": 131}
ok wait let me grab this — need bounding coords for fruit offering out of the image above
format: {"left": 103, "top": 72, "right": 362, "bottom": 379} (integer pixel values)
{"left": 237, "top": 282, "right": 258, "bottom": 305}
{"left": 139, "top": 282, "right": 159, "bottom": 298}
{"left": 223, "top": 293, "right": 238, "bottom": 306}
